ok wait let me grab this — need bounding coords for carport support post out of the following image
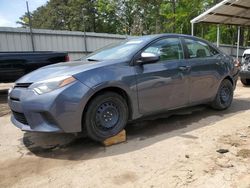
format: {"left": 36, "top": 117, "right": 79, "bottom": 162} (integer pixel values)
{"left": 82, "top": 8, "right": 88, "bottom": 55}
{"left": 26, "top": 1, "right": 35, "bottom": 52}
{"left": 237, "top": 26, "right": 240, "bottom": 60}
{"left": 217, "top": 24, "right": 220, "bottom": 47}
{"left": 191, "top": 23, "right": 194, "bottom": 36}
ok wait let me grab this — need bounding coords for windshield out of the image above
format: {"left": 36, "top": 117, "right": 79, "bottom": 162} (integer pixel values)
{"left": 84, "top": 39, "right": 145, "bottom": 61}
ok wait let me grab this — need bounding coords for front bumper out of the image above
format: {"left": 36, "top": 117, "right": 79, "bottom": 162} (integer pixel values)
{"left": 8, "top": 80, "right": 91, "bottom": 133}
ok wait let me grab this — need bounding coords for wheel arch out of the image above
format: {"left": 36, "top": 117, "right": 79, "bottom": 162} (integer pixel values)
{"left": 81, "top": 86, "right": 133, "bottom": 129}
{"left": 223, "top": 75, "right": 234, "bottom": 86}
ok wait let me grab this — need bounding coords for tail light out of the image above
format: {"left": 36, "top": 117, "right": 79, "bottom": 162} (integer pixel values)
{"left": 65, "top": 55, "right": 70, "bottom": 62}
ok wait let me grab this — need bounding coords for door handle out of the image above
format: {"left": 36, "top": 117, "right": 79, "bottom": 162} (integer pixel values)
{"left": 178, "top": 66, "right": 191, "bottom": 71}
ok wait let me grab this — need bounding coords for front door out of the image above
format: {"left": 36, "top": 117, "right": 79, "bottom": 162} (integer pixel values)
{"left": 135, "top": 37, "right": 190, "bottom": 114}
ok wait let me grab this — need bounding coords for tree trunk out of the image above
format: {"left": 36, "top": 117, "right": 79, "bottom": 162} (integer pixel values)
{"left": 172, "top": 0, "right": 176, "bottom": 33}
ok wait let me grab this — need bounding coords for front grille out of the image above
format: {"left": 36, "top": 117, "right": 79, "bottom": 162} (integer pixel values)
{"left": 14, "top": 83, "right": 32, "bottom": 88}
{"left": 12, "top": 111, "right": 28, "bottom": 125}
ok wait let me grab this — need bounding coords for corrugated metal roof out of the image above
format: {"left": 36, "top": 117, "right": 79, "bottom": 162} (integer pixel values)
{"left": 191, "top": 0, "right": 250, "bottom": 26}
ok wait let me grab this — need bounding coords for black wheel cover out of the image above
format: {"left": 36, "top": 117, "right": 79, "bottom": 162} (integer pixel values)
{"left": 211, "top": 79, "right": 233, "bottom": 110}
{"left": 95, "top": 101, "right": 120, "bottom": 130}
{"left": 84, "top": 92, "right": 128, "bottom": 141}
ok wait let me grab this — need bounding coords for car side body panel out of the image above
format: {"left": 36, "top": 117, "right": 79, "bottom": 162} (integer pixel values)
{"left": 135, "top": 59, "right": 190, "bottom": 114}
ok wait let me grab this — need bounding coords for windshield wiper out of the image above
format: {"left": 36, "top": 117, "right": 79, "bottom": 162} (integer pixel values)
{"left": 87, "top": 58, "right": 99, "bottom": 61}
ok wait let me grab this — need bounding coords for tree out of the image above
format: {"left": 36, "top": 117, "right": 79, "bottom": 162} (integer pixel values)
{"left": 17, "top": 0, "right": 240, "bottom": 45}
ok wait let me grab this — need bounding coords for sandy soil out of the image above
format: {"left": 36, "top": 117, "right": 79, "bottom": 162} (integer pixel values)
{"left": 0, "top": 83, "right": 250, "bottom": 188}
{"left": 0, "top": 91, "right": 10, "bottom": 117}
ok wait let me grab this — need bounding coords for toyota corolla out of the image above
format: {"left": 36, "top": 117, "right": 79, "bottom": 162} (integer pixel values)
{"left": 8, "top": 34, "right": 239, "bottom": 141}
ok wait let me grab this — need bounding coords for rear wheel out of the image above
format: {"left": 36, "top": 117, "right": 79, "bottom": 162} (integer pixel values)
{"left": 241, "top": 78, "right": 250, "bottom": 86}
{"left": 211, "top": 79, "right": 233, "bottom": 110}
{"left": 84, "top": 92, "right": 128, "bottom": 141}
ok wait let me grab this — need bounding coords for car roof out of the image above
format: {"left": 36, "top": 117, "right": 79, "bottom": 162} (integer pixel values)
{"left": 243, "top": 49, "right": 250, "bottom": 56}
{"left": 129, "top": 33, "right": 206, "bottom": 43}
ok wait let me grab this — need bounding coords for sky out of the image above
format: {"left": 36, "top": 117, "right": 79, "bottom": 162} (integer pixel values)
{"left": 0, "top": 0, "right": 47, "bottom": 27}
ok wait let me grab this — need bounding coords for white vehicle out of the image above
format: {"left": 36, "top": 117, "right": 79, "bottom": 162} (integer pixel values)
{"left": 240, "top": 49, "right": 250, "bottom": 85}
{"left": 243, "top": 49, "right": 250, "bottom": 57}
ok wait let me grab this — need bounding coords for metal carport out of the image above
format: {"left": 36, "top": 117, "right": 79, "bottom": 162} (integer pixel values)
{"left": 191, "top": 0, "right": 250, "bottom": 60}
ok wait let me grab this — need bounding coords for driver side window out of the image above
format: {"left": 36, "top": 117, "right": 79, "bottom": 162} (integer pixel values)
{"left": 143, "top": 38, "right": 184, "bottom": 61}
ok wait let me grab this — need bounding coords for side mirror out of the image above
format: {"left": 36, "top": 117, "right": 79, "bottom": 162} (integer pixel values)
{"left": 136, "top": 52, "right": 160, "bottom": 65}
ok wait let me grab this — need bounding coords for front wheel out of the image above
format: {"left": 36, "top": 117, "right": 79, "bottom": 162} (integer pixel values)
{"left": 84, "top": 92, "right": 128, "bottom": 141}
{"left": 211, "top": 79, "right": 233, "bottom": 110}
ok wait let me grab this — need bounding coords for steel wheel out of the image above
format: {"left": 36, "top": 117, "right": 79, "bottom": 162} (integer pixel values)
{"left": 220, "top": 86, "right": 231, "bottom": 105}
{"left": 84, "top": 92, "right": 128, "bottom": 141}
{"left": 95, "top": 101, "right": 120, "bottom": 130}
{"left": 241, "top": 78, "right": 250, "bottom": 86}
{"left": 211, "top": 79, "right": 233, "bottom": 110}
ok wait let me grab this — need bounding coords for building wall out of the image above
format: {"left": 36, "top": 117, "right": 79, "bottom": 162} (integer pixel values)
{"left": 0, "top": 27, "right": 247, "bottom": 60}
{"left": 0, "top": 27, "right": 126, "bottom": 60}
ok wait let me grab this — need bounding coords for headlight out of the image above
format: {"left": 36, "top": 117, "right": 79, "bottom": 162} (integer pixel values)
{"left": 29, "top": 76, "right": 76, "bottom": 95}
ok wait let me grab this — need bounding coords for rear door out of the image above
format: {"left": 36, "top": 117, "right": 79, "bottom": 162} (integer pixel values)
{"left": 135, "top": 37, "right": 190, "bottom": 114}
{"left": 183, "top": 37, "right": 224, "bottom": 104}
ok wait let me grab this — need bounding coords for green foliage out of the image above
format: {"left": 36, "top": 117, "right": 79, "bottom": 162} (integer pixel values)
{"left": 18, "top": 0, "right": 248, "bottom": 45}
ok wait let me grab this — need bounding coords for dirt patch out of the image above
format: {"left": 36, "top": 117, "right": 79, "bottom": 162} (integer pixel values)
{"left": 112, "top": 171, "right": 138, "bottom": 185}
{"left": 1, "top": 83, "right": 250, "bottom": 187}
{"left": 0, "top": 104, "right": 10, "bottom": 117}
{"left": 0, "top": 92, "right": 10, "bottom": 117}
{"left": 219, "top": 134, "right": 246, "bottom": 147}
{"left": 0, "top": 157, "right": 76, "bottom": 187}
{"left": 237, "top": 149, "right": 250, "bottom": 158}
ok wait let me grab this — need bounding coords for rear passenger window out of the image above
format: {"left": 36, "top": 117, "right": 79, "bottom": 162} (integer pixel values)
{"left": 209, "top": 46, "right": 219, "bottom": 56}
{"left": 184, "top": 39, "right": 217, "bottom": 58}
{"left": 143, "top": 38, "right": 184, "bottom": 61}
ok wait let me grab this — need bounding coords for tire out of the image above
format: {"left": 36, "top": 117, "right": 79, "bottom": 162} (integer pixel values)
{"left": 211, "top": 79, "right": 233, "bottom": 110}
{"left": 84, "top": 92, "right": 128, "bottom": 141}
{"left": 241, "top": 78, "right": 250, "bottom": 86}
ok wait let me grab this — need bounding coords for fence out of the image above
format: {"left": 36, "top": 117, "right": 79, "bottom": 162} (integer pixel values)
{"left": 219, "top": 44, "right": 246, "bottom": 60}
{"left": 0, "top": 27, "right": 248, "bottom": 60}
{"left": 0, "top": 27, "right": 126, "bottom": 60}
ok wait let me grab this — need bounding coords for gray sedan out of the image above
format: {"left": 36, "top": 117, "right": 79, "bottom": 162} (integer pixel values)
{"left": 8, "top": 34, "right": 239, "bottom": 141}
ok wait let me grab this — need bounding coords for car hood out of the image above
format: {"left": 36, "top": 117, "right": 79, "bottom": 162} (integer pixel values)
{"left": 16, "top": 60, "right": 116, "bottom": 83}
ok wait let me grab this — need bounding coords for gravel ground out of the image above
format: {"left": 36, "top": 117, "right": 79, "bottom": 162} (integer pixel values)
{"left": 0, "top": 82, "right": 250, "bottom": 188}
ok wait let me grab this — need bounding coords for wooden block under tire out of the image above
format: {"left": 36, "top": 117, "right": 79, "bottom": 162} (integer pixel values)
{"left": 102, "top": 130, "right": 126, "bottom": 146}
